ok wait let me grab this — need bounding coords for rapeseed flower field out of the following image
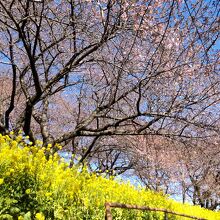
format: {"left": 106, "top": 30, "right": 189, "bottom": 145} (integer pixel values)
{"left": 0, "top": 134, "right": 219, "bottom": 219}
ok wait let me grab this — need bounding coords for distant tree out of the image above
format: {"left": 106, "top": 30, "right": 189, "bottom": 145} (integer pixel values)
{"left": 133, "top": 136, "right": 220, "bottom": 210}
{"left": 179, "top": 139, "right": 220, "bottom": 210}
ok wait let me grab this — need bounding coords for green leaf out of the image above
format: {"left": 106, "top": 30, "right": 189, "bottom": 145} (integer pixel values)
{"left": 23, "top": 211, "right": 31, "bottom": 220}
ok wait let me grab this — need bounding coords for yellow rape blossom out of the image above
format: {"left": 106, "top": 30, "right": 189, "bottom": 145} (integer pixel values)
{"left": 35, "top": 213, "right": 45, "bottom": 220}
{"left": 45, "top": 192, "right": 52, "bottom": 197}
{"left": 10, "top": 168, "right": 15, "bottom": 173}
{"left": 0, "top": 178, "right": 4, "bottom": 185}
{"left": 25, "top": 189, "right": 31, "bottom": 194}
{"left": 15, "top": 135, "right": 23, "bottom": 142}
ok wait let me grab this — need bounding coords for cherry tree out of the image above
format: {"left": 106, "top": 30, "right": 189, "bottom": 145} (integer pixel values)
{"left": 0, "top": 0, "right": 219, "bottom": 207}
{"left": 133, "top": 136, "right": 220, "bottom": 210}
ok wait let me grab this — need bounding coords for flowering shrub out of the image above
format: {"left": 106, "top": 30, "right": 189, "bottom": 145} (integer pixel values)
{"left": 0, "top": 134, "right": 219, "bottom": 220}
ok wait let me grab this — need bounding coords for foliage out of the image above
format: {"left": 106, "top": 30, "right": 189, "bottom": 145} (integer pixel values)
{"left": 0, "top": 135, "right": 219, "bottom": 220}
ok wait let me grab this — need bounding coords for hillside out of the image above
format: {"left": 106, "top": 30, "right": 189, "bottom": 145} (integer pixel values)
{"left": 0, "top": 134, "right": 219, "bottom": 220}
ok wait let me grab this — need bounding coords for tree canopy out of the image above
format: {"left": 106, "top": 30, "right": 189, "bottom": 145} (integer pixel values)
{"left": 0, "top": 0, "right": 219, "bottom": 209}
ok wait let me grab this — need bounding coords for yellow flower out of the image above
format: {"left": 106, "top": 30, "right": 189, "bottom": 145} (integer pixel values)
{"left": 18, "top": 216, "right": 24, "bottom": 220}
{"left": 25, "top": 189, "right": 31, "bottom": 194}
{"left": 5, "top": 135, "right": 10, "bottom": 141}
{"left": 5, "top": 172, "right": 10, "bottom": 176}
{"left": 39, "top": 174, "right": 46, "bottom": 181}
{"left": 11, "top": 140, "right": 17, "bottom": 147}
{"left": 0, "top": 178, "right": 4, "bottom": 185}
{"left": 55, "top": 143, "right": 62, "bottom": 150}
{"left": 35, "top": 212, "right": 45, "bottom": 220}
{"left": 16, "top": 135, "right": 23, "bottom": 142}
{"left": 12, "top": 154, "right": 18, "bottom": 161}
{"left": 45, "top": 192, "right": 52, "bottom": 197}
{"left": 9, "top": 168, "right": 15, "bottom": 174}
{"left": 9, "top": 131, "right": 14, "bottom": 135}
